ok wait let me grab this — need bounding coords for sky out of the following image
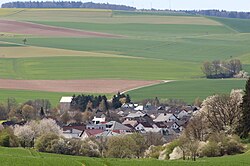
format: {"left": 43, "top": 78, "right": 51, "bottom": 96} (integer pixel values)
{"left": 0, "top": 0, "right": 250, "bottom": 12}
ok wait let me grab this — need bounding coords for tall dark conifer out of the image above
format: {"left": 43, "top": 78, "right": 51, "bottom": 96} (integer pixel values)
{"left": 237, "top": 78, "right": 250, "bottom": 138}
{"left": 40, "top": 107, "right": 45, "bottom": 118}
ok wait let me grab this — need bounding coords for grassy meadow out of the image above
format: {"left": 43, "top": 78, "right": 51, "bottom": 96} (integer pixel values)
{"left": 128, "top": 79, "right": 247, "bottom": 103}
{"left": 0, "top": 89, "right": 109, "bottom": 106}
{"left": 0, "top": 147, "right": 249, "bottom": 166}
{"left": 0, "top": 57, "right": 200, "bottom": 80}
{"left": 0, "top": 9, "right": 250, "bottom": 104}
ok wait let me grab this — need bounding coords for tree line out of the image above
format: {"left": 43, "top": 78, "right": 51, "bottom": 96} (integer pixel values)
{"left": 1, "top": 1, "right": 136, "bottom": 11}
{"left": 70, "top": 92, "right": 131, "bottom": 112}
{"left": 202, "top": 59, "right": 242, "bottom": 79}
{"left": 183, "top": 10, "right": 250, "bottom": 19}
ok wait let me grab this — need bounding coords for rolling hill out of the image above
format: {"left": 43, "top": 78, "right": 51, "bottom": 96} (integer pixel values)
{"left": 0, "top": 9, "right": 249, "bottom": 105}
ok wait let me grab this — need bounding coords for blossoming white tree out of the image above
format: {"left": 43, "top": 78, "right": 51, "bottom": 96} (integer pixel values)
{"left": 14, "top": 118, "right": 62, "bottom": 147}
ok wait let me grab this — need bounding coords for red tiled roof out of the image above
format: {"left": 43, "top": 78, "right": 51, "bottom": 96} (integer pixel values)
{"left": 63, "top": 126, "right": 85, "bottom": 131}
{"left": 85, "top": 129, "right": 104, "bottom": 136}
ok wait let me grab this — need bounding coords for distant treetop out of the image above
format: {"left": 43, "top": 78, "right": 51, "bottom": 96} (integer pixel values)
{"left": 1, "top": 1, "right": 136, "bottom": 11}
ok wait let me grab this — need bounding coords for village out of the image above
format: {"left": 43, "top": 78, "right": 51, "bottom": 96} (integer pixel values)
{"left": 59, "top": 96, "right": 199, "bottom": 142}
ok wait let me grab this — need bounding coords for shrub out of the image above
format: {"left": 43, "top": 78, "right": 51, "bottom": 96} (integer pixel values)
{"left": 202, "top": 141, "right": 221, "bottom": 157}
{"left": 107, "top": 135, "right": 136, "bottom": 158}
{"left": 14, "top": 125, "right": 35, "bottom": 148}
{"left": 0, "top": 128, "right": 19, "bottom": 147}
{"left": 67, "top": 139, "right": 83, "bottom": 155}
{"left": 202, "top": 135, "right": 244, "bottom": 157}
{"left": 224, "top": 139, "right": 244, "bottom": 155}
{"left": 35, "top": 133, "right": 59, "bottom": 152}
{"left": 144, "top": 145, "right": 164, "bottom": 159}
{"left": 241, "top": 134, "right": 250, "bottom": 144}
{"left": 165, "top": 140, "right": 179, "bottom": 159}
{"left": 50, "top": 138, "right": 67, "bottom": 154}
{"left": 80, "top": 140, "right": 100, "bottom": 157}
{"left": 0, "top": 131, "right": 10, "bottom": 147}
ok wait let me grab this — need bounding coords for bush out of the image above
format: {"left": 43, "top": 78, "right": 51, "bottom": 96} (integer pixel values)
{"left": 14, "top": 125, "right": 35, "bottom": 148}
{"left": 241, "top": 134, "right": 250, "bottom": 144}
{"left": 202, "top": 135, "right": 244, "bottom": 157}
{"left": 107, "top": 135, "right": 136, "bottom": 158}
{"left": 144, "top": 145, "right": 164, "bottom": 159}
{"left": 80, "top": 140, "right": 100, "bottom": 157}
{"left": 202, "top": 141, "right": 221, "bottom": 157}
{"left": 0, "top": 128, "right": 19, "bottom": 147}
{"left": 50, "top": 138, "right": 67, "bottom": 154}
{"left": 224, "top": 139, "right": 244, "bottom": 155}
{"left": 165, "top": 140, "right": 179, "bottom": 159}
{"left": 35, "top": 133, "right": 59, "bottom": 152}
{"left": 0, "top": 132, "right": 10, "bottom": 147}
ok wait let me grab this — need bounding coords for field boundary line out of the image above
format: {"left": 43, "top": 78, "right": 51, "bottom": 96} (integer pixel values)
{"left": 19, "top": 20, "right": 125, "bottom": 38}
{"left": 121, "top": 80, "right": 175, "bottom": 94}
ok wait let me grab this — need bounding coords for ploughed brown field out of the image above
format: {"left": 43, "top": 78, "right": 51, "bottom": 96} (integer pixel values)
{"left": 0, "top": 20, "right": 120, "bottom": 37}
{"left": 0, "top": 79, "right": 162, "bottom": 93}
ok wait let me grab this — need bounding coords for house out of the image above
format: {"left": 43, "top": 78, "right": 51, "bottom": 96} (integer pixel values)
{"left": 80, "top": 129, "right": 104, "bottom": 140}
{"left": 117, "top": 110, "right": 124, "bottom": 116}
{"left": 121, "top": 103, "right": 134, "bottom": 109}
{"left": 177, "top": 110, "right": 189, "bottom": 119}
{"left": 156, "top": 121, "right": 180, "bottom": 130}
{"left": 86, "top": 123, "right": 107, "bottom": 130}
{"left": 126, "top": 111, "right": 145, "bottom": 120}
{"left": 166, "top": 108, "right": 181, "bottom": 115}
{"left": 153, "top": 113, "right": 178, "bottom": 123}
{"left": 60, "top": 96, "right": 73, "bottom": 113}
{"left": 92, "top": 116, "right": 106, "bottom": 124}
{"left": 62, "top": 125, "right": 85, "bottom": 139}
{"left": 81, "top": 121, "right": 132, "bottom": 140}
{"left": 96, "top": 130, "right": 121, "bottom": 138}
{"left": 176, "top": 120, "right": 189, "bottom": 131}
{"left": 105, "top": 121, "right": 132, "bottom": 134}
{"left": 134, "top": 122, "right": 160, "bottom": 133}
{"left": 122, "top": 120, "right": 138, "bottom": 129}
{"left": 168, "top": 122, "right": 180, "bottom": 130}
{"left": 134, "top": 105, "right": 144, "bottom": 111}
{"left": 145, "top": 102, "right": 155, "bottom": 110}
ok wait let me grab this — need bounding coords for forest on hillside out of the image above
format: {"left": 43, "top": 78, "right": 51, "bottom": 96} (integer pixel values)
{"left": 1, "top": 1, "right": 136, "bottom": 11}
{"left": 183, "top": 9, "right": 250, "bottom": 19}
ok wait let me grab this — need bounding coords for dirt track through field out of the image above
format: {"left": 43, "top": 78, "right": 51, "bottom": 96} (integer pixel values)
{"left": 0, "top": 20, "right": 120, "bottom": 37}
{"left": 0, "top": 79, "right": 162, "bottom": 93}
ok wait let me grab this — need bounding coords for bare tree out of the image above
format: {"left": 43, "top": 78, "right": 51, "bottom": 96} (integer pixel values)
{"left": 23, "top": 38, "right": 27, "bottom": 45}
{"left": 228, "top": 59, "right": 242, "bottom": 75}
{"left": 200, "top": 90, "right": 243, "bottom": 134}
{"left": 178, "top": 127, "right": 200, "bottom": 161}
{"left": 202, "top": 61, "right": 213, "bottom": 78}
{"left": 145, "top": 132, "right": 164, "bottom": 147}
{"left": 187, "top": 112, "right": 208, "bottom": 141}
{"left": 22, "top": 104, "right": 36, "bottom": 121}
{"left": 72, "top": 111, "right": 83, "bottom": 123}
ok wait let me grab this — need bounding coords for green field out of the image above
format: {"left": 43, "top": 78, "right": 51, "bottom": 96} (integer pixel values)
{"left": 0, "top": 57, "right": 200, "bottom": 80}
{"left": 0, "top": 9, "right": 250, "bottom": 104}
{"left": 0, "top": 147, "right": 249, "bottom": 166}
{"left": 0, "top": 89, "right": 109, "bottom": 106}
{"left": 128, "top": 79, "right": 247, "bottom": 103}
{"left": 0, "top": 89, "right": 75, "bottom": 106}
{"left": 210, "top": 17, "right": 250, "bottom": 33}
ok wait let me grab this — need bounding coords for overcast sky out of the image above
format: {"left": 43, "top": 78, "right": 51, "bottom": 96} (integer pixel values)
{"left": 1, "top": 0, "right": 249, "bottom": 11}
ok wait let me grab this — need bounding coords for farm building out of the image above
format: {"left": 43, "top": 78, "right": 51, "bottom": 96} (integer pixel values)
{"left": 60, "top": 96, "right": 73, "bottom": 113}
